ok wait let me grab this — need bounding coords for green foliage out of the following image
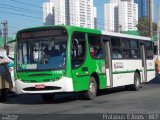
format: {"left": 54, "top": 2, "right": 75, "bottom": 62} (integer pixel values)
{"left": 137, "top": 17, "right": 157, "bottom": 37}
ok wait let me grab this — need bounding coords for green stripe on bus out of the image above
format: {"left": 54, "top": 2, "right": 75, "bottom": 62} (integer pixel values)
{"left": 113, "top": 70, "right": 142, "bottom": 74}
{"left": 147, "top": 69, "right": 155, "bottom": 72}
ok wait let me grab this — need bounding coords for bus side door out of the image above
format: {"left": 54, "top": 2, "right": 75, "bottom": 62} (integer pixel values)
{"left": 102, "top": 37, "right": 113, "bottom": 88}
{"left": 71, "top": 32, "right": 89, "bottom": 91}
{"left": 140, "top": 43, "right": 147, "bottom": 82}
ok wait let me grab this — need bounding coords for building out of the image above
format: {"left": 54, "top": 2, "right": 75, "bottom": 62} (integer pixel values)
{"left": 136, "top": 0, "right": 154, "bottom": 20}
{"left": 43, "top": 1, "right": 54, "bottom": 25}
{"left": 93, "top": 7, "right": 97, "bottom": 29}
{"left": 104, "top": 2, "right": 118, "bottom": 31}
{"left": 43, "top": 0, "right": 97, "bottom": 29}
{"left": 104, "top": 0, "right": 138, "bottom": 32}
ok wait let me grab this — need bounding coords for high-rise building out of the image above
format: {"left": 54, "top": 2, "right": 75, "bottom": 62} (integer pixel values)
{"left": 104, "top": 0, "right": 138, "bottom": 32}
{"left": 43, "top": 1, "right": 54, "bottom": 25}
{"left": 136, "top": 0, "right": 154, "bottom": 20}
{"left": 43, "top": 0, "right": 96, "bottom": 29}
{"left": 104, "top": 3, "right": 118, "bottom": 31}
{"left": 93, "top": 7, "right": 97, "bottom": 29}
{"left": 50, "top": 0, "right": 67, "bottom": 25}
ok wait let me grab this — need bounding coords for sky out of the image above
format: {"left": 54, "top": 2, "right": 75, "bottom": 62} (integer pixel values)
{"left": 0, "top": 0, "right": 160, "bottom": 37}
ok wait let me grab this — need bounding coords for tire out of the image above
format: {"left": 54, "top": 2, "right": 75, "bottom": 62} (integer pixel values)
{"left": 84, "top": 77, "right": 97, "bottom": 100}
{"left": 131, "top": 72, "right": 141, "bottom": 91}
{"left": 0, "top": 89, "right": 7, "bottom": 102}
{"left": 41, "top": 93, "right": 55, "bottom": 102}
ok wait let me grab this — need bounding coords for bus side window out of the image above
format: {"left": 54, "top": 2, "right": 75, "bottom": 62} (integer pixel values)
{"left": 111, "top": 37, "right": 122, "bottom": 59}
{"left": 88, "top": 34, "right": 103, "bottom": 59}
{"left": 130, "top": 40, "right": 140, "bottom": 59}
{"left": 71, "top": 32, "right": 86, "bottom": 68}
{"left": 146, "top": 41, "right": 153, "bottom": 59}
{"left": 121, "top": 38, "right": 131, "bottom": 59}
{"left": 112, "top": 49, "right": 122, "bottom": 59}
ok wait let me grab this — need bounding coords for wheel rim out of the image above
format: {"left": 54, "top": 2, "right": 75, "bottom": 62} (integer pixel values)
{"left": 90, "top": 81, "right": 96, "bottom": 95}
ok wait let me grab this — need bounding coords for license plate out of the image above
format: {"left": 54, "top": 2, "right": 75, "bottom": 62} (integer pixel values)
{"left": 35, "top": 84, "right": 45, "bottom": 89}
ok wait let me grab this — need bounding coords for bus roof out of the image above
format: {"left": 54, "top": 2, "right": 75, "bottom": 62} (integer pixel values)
{"left": 102, "top": 31, "right": 151, "bottom": 41}
{"left": 17, "top": 25, "right": 151, "bottom": 41}
{"left": 17, "top": 25, "right": 101, "bottom": 35}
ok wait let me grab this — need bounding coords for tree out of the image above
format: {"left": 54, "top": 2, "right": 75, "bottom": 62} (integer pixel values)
{"left": 137, "top": 17, "right": 157, "bottom": 37}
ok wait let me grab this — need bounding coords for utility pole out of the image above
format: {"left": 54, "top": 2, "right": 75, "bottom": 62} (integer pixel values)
{"left": 1, "top": 21, "right": 8, "bottom": 49}
{"left": 149, "top": 0, "right": 153, "bottom": 38}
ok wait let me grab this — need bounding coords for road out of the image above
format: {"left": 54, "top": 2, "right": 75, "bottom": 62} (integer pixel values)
{"left": 0, "top": 77, "right": 160, "bottom": 119}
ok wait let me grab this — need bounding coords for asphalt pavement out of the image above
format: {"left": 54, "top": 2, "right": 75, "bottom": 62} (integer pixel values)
{"left": 0, "top": 77, "right": 160, "bottom": 120}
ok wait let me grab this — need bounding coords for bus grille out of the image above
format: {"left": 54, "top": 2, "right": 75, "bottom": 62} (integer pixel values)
{"left": 23, "top": 86, "right": 61, "bottom": 91}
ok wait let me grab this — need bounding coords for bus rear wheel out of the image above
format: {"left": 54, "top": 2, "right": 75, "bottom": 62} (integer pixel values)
{"left": 131, "top": 72, "right": 141, "bottom": 91}
{"left": 84, "top": 77, "right": 97, "bottom": 100}
{"left": 41, "top": 93, "right": 55, "bottom": 102}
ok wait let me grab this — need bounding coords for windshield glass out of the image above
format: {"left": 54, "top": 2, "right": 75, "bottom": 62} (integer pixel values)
{"left": 17, "top": 29, "right": 67, "bottom": 71}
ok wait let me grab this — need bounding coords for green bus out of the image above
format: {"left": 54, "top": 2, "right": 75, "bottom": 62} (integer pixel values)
{"left": 12, "top": 25, "right": 155, "bottom": 101}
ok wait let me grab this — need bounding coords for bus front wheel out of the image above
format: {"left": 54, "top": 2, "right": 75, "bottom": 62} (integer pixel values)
{"left": 84, "top": 77, "right": 97, "bottom": 100}
{"left": 131, "top": 72, "right": 141, "bottom": 91}
{"left": 41, "top": 93, "right": 55, "bottom": 102}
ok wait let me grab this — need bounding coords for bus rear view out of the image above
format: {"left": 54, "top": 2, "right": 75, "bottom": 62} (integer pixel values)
{"left": 15, "top": 27, "right": 73, "bottom": 101}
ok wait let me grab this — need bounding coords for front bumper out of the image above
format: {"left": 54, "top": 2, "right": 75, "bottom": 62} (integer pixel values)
{"left": 15, "top": 77, "right": 73, "bottom": 94}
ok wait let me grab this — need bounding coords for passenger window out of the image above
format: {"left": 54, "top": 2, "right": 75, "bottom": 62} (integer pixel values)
{"left": 111, "top": 37, "right": 121, "bottom": 48}
{"left": 130, "top": 40, "right": 140, "bottom": 59}
{"left": 112, "top": 49, "right": 122, "bottom": 59}
{"left": 111, "top": 37, "right": 122, "bottom": 59}
{"left": 121, "top": 39, "right": 131, "bottom": 59}
{"left": 0, "top": 64, "right": 6, "bottom": 75}
{"left": 122, "top": 49, "right": 131, "bottom": 59}
{"left": 71, "top": 32, "right": 86, "bottom": 68}
{"left": 88, "top": 35, "right": 104, "bottom": 59}
{"left": 121, "top": 39, "right": 130, "bottom": 49}
{"left": 146, "top": 42, "right": 153, "bottom": 59}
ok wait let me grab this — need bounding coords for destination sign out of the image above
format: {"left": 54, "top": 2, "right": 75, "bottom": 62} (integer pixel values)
{"left": 19, "top": 29, "right": 67, "bottom": 39}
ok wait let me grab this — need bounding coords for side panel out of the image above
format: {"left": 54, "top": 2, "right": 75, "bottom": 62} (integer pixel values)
{"left": 146, "top": 59, "right": 155, "bottom": 82}
{"left": 71, "top": 33, "right": 107, "bottom": 91}
{"left": 112, "top": 60, "right": 142, "bottom": 87}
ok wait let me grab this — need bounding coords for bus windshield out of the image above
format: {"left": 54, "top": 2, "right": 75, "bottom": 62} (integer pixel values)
{"left": 17, "top": 30, "right": 67, "bottom": 71}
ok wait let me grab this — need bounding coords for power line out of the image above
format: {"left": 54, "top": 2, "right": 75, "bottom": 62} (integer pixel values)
{"left": 0, "top": 11, "right": 42, "bottom": 20}
{"left": 8, "top": 0, "right": 42, "bottom": 9}
{"left": 0, "top": 4, "right": 43, "bottom": 14}
{"left": 0, "top": 6, "right": 42, "bottom": 16}
{"left": 8, "top": 0, "right": 53, "bottom": 11}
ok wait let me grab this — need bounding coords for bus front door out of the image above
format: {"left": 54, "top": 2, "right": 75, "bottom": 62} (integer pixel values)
{"left": 140, "top": 44, "right": 147, "bottom": 82}
{"left": 103, "top": 39, "right": 113, "bottom": 88}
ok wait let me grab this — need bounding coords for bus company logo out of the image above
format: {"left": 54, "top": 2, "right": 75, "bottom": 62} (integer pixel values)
{"left": 148, "top": 62, "right": 152, "bottom": 67}
{"left": 114, "top": 62, "right": 124, "bottom": 69}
